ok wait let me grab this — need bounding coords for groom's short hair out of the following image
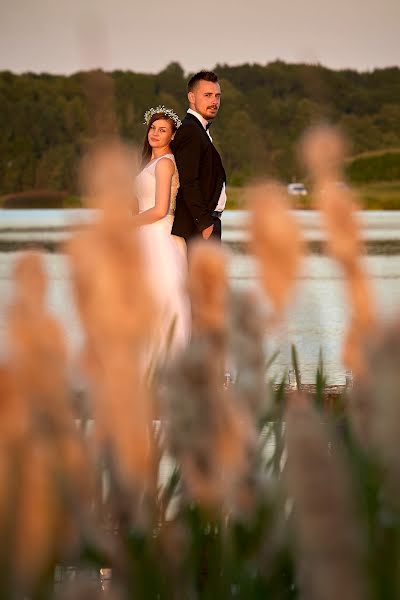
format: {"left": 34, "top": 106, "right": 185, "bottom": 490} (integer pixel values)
{"left": 187, "top": 71, "right": 219, "bottom": 92}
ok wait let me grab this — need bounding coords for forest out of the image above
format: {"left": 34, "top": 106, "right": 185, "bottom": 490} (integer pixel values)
{"left": 0, "top": 61, "right": 399, "bottom": 197}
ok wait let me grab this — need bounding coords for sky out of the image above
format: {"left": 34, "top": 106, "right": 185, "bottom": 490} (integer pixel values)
{"left": 1, "top": 0, "right": 399, "bottom": 75}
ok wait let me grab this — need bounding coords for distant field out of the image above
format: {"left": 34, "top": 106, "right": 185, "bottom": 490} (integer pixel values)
{"left": 1, "top": 184, "right": 400, "bottom": 211}
{"left": 0, "top": 192, "right": 81, "bottom": 209}
{"left": 226, "top": 149, "right": 400, "bottom": 209}
{"left": 226, "top": 181, "right": 400, "bottom": 211}
{"left": 356, "top": 181, "right": 400, "bottom": 210}
{"left": 345, "top": 149, "right": 400, "bottom": 183}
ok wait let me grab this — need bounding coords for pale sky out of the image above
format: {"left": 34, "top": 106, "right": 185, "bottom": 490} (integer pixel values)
{"left": 1, "top": 0, "right": 399, "bottom": 75}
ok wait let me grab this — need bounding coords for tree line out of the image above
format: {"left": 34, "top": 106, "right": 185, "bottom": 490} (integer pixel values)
{"left": 1, "top": 61, "right": 399, "bottom": 195}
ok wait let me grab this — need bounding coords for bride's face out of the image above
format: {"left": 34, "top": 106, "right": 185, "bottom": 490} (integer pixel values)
{"left": 148, "top": 119, "right": 174, "bottom": 149}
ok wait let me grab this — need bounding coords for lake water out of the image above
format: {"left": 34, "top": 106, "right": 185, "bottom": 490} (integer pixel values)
{"left": 1, "top": 210, "right": 400, "bottom": 385}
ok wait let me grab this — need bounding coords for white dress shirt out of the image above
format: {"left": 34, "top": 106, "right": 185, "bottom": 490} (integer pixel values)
{"left": 187, "top": 109, "right": 227, "bottom": 212}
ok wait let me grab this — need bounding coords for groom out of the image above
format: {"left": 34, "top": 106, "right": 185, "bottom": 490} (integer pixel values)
{"left": 171, "top": 71, "right": 226, "bottom": 242}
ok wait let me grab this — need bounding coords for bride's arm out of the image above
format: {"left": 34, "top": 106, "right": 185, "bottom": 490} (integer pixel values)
{"left": 132, "top": 158, "right": 174, "bottom": 226}
{"left": 131, "top": 195, "right": 139, "bottom": 215}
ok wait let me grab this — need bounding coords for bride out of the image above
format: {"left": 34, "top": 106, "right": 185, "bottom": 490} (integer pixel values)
{"left": 133, "top": 106, "right": 190, "bottom": 364}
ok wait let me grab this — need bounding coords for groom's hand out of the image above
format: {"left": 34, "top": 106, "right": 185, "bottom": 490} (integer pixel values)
{"left": 202, "top": 224, "right": 214, "bottom": 240}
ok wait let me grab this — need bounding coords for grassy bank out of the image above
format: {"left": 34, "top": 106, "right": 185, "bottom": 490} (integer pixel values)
{"left": 346, "top": 149, "right": 400, "bottom": 183}
{"left": 226, "top": 181, "right": 400, "bottom": 210}
{"left": 0, "top": 191, "right": 81, "bottom": 209}
{"left": 356, "top": 181, "right": 400, "bottom": 209}
{"left": 1, "top": 183, "right": 400, "bottom": 211}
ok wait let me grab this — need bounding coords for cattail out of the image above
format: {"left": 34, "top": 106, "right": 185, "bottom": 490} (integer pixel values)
{"left": 285, "top": 392, "right": 367, "bottom": 600}
{"left": 247, "top": 181, "right": 304, "bottom": 315}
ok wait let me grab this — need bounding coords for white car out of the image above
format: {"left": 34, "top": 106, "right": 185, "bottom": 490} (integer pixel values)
{"left": 287, "top": 183, "right": 308, "bottom": 196}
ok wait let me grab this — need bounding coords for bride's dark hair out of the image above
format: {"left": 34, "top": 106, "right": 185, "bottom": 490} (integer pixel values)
{"left": 141, "top": 113, "right": 177, "bottom": 168}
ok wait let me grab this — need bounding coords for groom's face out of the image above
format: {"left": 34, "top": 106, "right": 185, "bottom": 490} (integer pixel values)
{"left": 188, "top": 80, "right": 221, "bottom": 122}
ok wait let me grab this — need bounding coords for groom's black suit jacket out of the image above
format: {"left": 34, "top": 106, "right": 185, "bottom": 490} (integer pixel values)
{"left": 171, "top": 113, "right": 226, "bottom": 240}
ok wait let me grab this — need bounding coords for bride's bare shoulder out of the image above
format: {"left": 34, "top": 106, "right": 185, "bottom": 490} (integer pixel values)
{"left": 155, "top": 155, "right": 175, "bottom": 175}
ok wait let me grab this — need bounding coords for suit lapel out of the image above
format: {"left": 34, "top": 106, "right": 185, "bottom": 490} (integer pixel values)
{"left": 184, "top": 113, "right": 211, "bottom": 142}
{"left": 184, "top": 114, "right": 225, "bottom": 181}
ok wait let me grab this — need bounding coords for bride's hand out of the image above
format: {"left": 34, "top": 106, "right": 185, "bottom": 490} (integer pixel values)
{"left": 202, "top": 224, "right": 214, "bottom": 240}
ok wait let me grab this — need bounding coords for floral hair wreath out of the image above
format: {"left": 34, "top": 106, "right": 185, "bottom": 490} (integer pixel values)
{"left": 143, "top": 105, "right": 182, "bottom": 129}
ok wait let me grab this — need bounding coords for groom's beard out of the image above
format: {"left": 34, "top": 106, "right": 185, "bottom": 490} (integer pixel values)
{"left": 206, "top": 105, "right": 219, "bottom": 118}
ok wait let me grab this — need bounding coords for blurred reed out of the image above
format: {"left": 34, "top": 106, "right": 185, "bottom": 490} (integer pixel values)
{"left": 0, "top": 126, "right": 400, "bottom": 598}
{"left": 66, "top": 141, "right": 156, "bottom": 516}
{"left": 285, "top": 392, "right": 367, "bottom": 600}
{"left": 162, "top": 240, "right": 256, "bottom": 511}
{"left": 247, "top": 180, "right": 305, "bottom": 318}
{"left": 301, "top": 125, "right": 377, "bottom": 376}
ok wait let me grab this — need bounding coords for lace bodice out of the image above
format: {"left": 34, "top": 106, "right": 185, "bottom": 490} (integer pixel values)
{"left": 136, "top": 154, "right": 179, "bottom": 214}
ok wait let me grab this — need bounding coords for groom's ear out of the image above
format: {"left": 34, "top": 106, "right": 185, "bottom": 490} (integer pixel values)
{"left": 188, "top": 91, "right": 195, "bottom": 106}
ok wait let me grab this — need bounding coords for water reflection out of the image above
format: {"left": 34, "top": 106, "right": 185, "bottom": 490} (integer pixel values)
{"left": 1, "top": 249, "right": 400, "bottom": 384}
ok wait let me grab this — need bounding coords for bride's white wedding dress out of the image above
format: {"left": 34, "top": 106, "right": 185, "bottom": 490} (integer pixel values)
{"left": 136, "top": 154, "right": 190, "bottom": 362}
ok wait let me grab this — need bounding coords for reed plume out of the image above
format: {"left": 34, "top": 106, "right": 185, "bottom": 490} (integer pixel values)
{"left": 66, "top": 141, "right": 156, "bottom": 510}
{"left": 301, "top": 125, "right": 376, "bottom": 376}
{"left": 228, "top": 288, "right": 270, "bottom": 419}
{"left": 285, "top": 392, "right": 367, "bottom": 600}
{"left": 8, "top": 251, "right": 68, "bottom": 408}
{"left": 163, "top": 240, "right": 255, "bottom": 510}
{"left": 247, "top": 181, "right": 304, "bottom": 316}
{"left": 84, "top": 69, "right": 118, "bottom": 141}
{"left": 0, "top": 366, "right": 30, "bottom": 589}
{"left": 353, "top": 321, "right": 400, "bottom": 507}
{"left": 5, "top": 251, "right": 94, "bottom": 593}
{"left": 1, "top": 117, "right": 395, "bottom": 598}
{"left": 12, "top": 436, "right": 60, "bottom": 595}
{"left": 187, "top": 238, "right": 228, "bottom": 339}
